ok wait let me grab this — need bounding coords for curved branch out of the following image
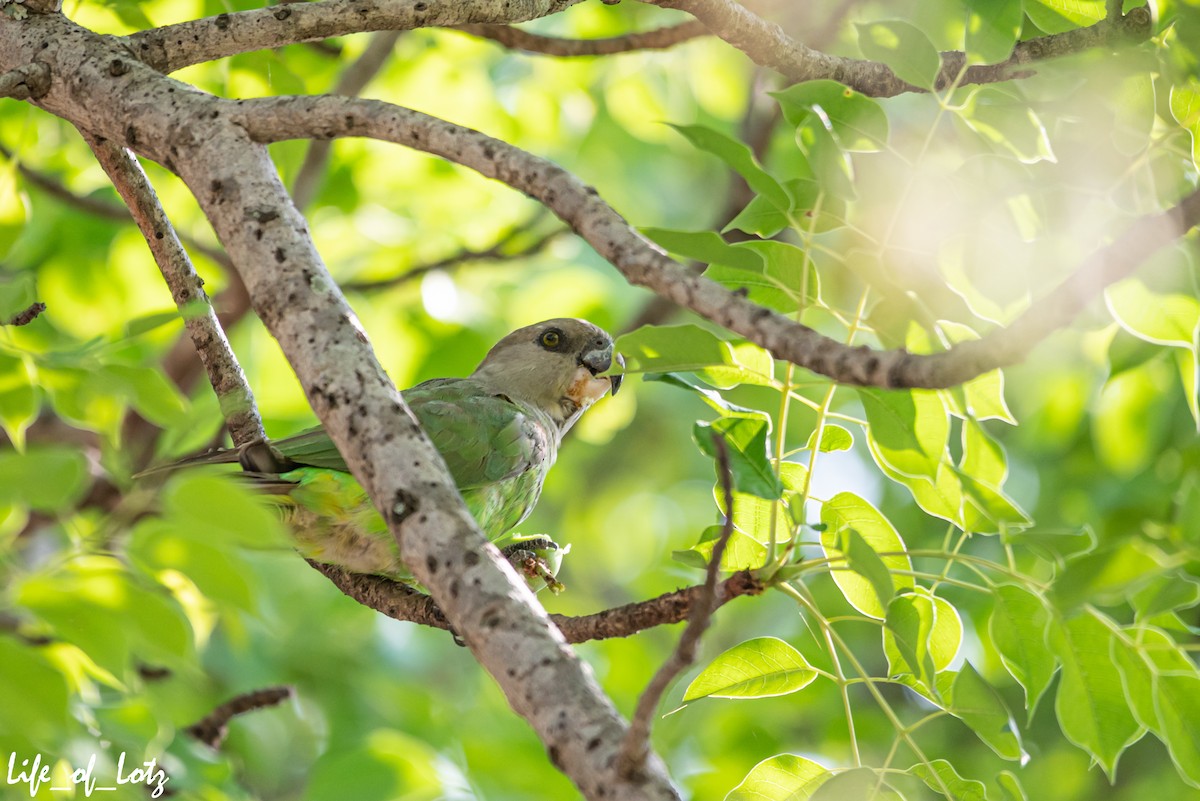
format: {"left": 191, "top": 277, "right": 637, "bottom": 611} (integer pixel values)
{"left": 313, "top": 560, "right": 764, "bottom": 643}
{"left": 341, "top": 216, "right": 567, "bottom": 292}
{"left": 449, "top": 19, "right": 708, "bottom": 56}
{"left": 233, "top": 95, "right": 1200, "bottom": 389}
{"left": 642, "top": 0, "right": 1153, "bottom": 97}
{"left": 123, "top": 0, "right": 586, "bottom": 74}
{"left": 186, "top": 686, "right": 294, "bottom": 749}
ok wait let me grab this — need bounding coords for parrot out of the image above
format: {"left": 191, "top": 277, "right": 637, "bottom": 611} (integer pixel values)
{"left": 152, "top": 318, "right": 623, "bottom": 591}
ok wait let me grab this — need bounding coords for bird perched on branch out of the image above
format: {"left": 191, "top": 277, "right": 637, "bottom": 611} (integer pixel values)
{"left": 150, "top": 318, "right": 623, "bottom": 592}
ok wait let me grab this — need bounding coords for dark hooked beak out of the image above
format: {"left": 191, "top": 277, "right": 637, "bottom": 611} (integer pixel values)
{"left": 580, "top": 348, "right": 624, "bottom": 395}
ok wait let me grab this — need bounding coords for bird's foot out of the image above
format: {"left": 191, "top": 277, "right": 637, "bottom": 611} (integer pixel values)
{"left": 501, "top": 537, "right": 568, "bottom": 594}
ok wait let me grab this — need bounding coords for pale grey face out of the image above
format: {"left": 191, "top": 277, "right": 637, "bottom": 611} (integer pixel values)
{"left": 472, "top": 318, "right": 623, "bottom": 429}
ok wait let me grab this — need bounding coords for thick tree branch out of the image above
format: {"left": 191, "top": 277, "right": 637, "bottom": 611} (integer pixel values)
{"left": 233, "top": 95, "right": 1200, "bottom": 389}
{"left": 186, "top": 686, "right": 294, "bottom": 749}
{"left": 314, "top": 560, "right": 763, "bottom": 642}
{"left": 124, "top": 0, "right": 586, "bottom": 74}
{"left": 81, "top": 132, "right": 265, "bottom": 446}
{"left": 449, "top": 20, "right": 708, "bottom": 56}
{"left": 618, "top": 433, "right": 736, "bottom": 777}
{"left": 641, "top": 0, "right": 1152, "bottom": 97}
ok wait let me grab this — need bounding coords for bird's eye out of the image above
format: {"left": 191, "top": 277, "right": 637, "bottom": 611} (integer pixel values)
{"left": 539, "top": 330, "right": 561, "bottom": 349}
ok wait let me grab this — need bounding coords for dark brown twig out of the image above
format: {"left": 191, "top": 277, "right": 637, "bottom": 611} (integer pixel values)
{"left": 311, "top": 559, "right": 762, "bottom": 643}
{"left": 449, "top": 20, "right": 709, "bottom": 56}
{"left": 4, "top": 302, "right": 45, "bottom": 326}
{"left": 617, "top": 434, "right": 736, "bottom": 778}
{"left": 341, "top": 215, "right": 566, "bottom": 292}
{"left": 185, "top": 686, "right": 294, "bottom": 749}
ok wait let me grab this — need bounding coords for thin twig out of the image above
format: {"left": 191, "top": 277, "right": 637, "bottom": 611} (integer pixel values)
{"left": 449, "top": 20, "right": 708, "bottom": 56}
{"left": 81, "top": 132, "right": 265, "bottom": 448}
{"left": 312, "top": 560, "right": 762, "bottom": 643}
{"left": 341, "top": 215, "right": 566, "bottom": 292}
{"left": 617, "top": 434, "right": 736, "bottom": 778}
{"left": 4, "top": 302, "right": 45, "bottom": 326}
{"left": 185, "top": 686, "right": 294, "bottom": 749}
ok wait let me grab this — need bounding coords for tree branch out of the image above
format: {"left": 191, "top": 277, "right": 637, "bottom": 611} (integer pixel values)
{"left": 618, "top": 433, "right": 736, "bottom": 777}
{"left": 185, "top": 686, "right": 294, "bottom": 749}
{"left": 313, "top": 560, "right": 763, "bottom": 642}
{"left": 640, "top": 0, "right": 1153, "bottom": 97}
{"left": 341, "top": 215, "right": 567, "bottom": 292}
{"left": 7, "top": 19, "right": 683, "bottom": 796}
{"left": 81, "top": 132, "right": 266, "bottom": 447}
{"left": 123, "top": 0, "right": 587, "bottom": 74}
{"left": 233, "top": 94, "right": 1200, "bottom": 389}
{"left": 449, "top": 19, "right": 708, "bottom": 56}
{"left": 4, "top": 301, "right": 45, "bottom": 326}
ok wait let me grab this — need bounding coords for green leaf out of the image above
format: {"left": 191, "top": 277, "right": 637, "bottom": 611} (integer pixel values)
{"left": 989, "top": 585, "right": 1056, "bottom": 718}
{"left": 949, "top": 662, "right": 1026, "bottom": 761}
{"left": 772, "top": 80, "right": 889, "bottom": 152}
{"left": 0, "top": 271, "right": 37, "bottom": 321}
{"left": 163, "top": 473, "right": 289, "bottom": 548}
{"left": 670, "top": 124, "right": 790, "bottom": 210}
{"left": 1106, "top": 276, "right": 1200, "bottom": 349}
{"left": 996, "top": 771, "right": 1027, "bottom": 801}
{"left": 795, "top": 117, "right": 855, "bottom": 199}
{"left": 0, "top": 447, "right": 89, "bottom": 512}
{"left": 964, "top": 0, "right": 1023, "bottom": 64}
{"left": 619, "top": 324, "right": 738, "bottom": 375}
{"left": 695, "top": 416, "right": 784, "bottom": 500}
{"left": 725, "top": 754, "right": 831, "bottom": 801}
{"left": 736, "top": 240, "right": 821, "bottom": 308}
{"left": 859, "top": 388, "right": 949, "bottom": 481}
{"left": 810, "top": 768, "right": 902, "bottom": 801}
{"left": 684, "top": 637, "right": 818, "bottom": 701}
{"left": 641, "top": 228, "right": 763, "bottom": 271}
{"left": 675, "top": 524, "right": 767, "bottom": 572}
{"left": 1026, "top": 0, "right": 1105, "bottom": 34}
{"left": 939, "top": 321, "right": 1016, "bottom": 423}
{"left": 885, "top": 588, "right": 962, "bottom": 688}
{"left": 884, "top": 593, "right": 936, "bottom": 689}
{"left": 1132, "top": 575, "right": 1200, "bottom": 620}
{"left": 805, "top": 424, "right": 853, "bottom": 453}
{"left": 855, "top": 20, "right": 941, "bottom": 90}
{"left": 1050, "top": 611, "right": 1141, "bottom": 777}
{"left": 100, "top": 364, "right": 189, "bottom": 428}
{"left": 0, "top": 163, "right": 28, "bottom": 259}
{"left": 909, "top": 759, "right": 987, "bottom": 801}
{"left": 958, "top": 87, "right": 1055, "bottom": 164}
{"left": 0, "top": 351, "right": 38, "bottom": 451}
{"left": 0, "top": 638, "right": 70, "bottom": 748}
{"left": 1157, "top": 672, "right": 1200, "bottom": 787}
{"left": 820, "top": 493, "right": 913, "bottom": 619}
{"left": 724, "top": 193, "right": 790, "bottom": 238}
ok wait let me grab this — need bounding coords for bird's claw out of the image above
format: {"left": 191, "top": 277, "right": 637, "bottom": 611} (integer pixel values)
{"left": 501, "top": 537, "right": 567, "bottom": 594}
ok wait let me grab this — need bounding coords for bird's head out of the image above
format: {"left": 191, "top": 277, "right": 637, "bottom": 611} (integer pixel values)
{"left": 472, "top": 318, "right": 623, "bottom": 432}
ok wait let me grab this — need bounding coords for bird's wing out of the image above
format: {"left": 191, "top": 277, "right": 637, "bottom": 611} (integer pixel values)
{"left": 268, "top": 378, "right": 553, "bottom": 491}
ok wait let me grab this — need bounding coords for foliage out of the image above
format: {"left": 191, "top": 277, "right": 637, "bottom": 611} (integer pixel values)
{"left": 2, "top": 0, "right": 1200, "bottom": 800}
